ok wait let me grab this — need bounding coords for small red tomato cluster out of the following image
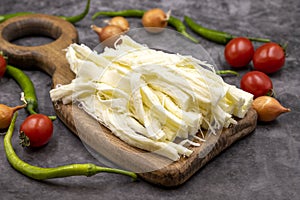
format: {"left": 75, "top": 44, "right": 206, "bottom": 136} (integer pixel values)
{"left": 224, "top": 38, "right": 285, "bottom": 98}
{"left": 224, "top": 38, "right": 285, "bottom": 74}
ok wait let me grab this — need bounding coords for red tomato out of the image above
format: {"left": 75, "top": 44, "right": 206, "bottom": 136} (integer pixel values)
{"left": 253, "top": 42, "right": 285, "bottom": 74}
{"left": 224, "top": 37, "right": 254, "bottom": 68}
{"left": 240, "top": 71, "right": 273, "bottom": 98}
{"left": 20, "top": 114, "right": 53, "bottom": 147}
{"left": 0, "top": 54, "right": 7, "bottom": 78}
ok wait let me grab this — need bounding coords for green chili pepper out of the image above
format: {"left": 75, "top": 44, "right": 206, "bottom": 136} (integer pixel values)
{"left": 3, "top": 112, "right": 137, "bottom": 181}
{"left": 5, "top": 65, "right": 56, "bottom": 120}
{"left": 216, "top": 70, "right": 239, "bottom": 76}
{"left": 168, "top": 16, "right": 199, "bottom": 43}
{"left": 184, "top": 16, "right": 271, "bottom": 44}
{"left": 92, "top": 10, "right": 145, "bottom": 18}
{"left": 0, "top": 0, "right": 90, "bottom": 24}
{"left": 92, "top": 9, "right": 199, "bottom": 43}
{"left": 58, "top": 0, "right": 91, "bottom": 24}
{"left": 0, "top": 12, "right": 33, "bottom": 23}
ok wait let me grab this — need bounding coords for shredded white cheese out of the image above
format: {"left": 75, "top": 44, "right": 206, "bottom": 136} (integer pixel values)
{"left": 50, "top": 35, "right": 253, "bottom": 161}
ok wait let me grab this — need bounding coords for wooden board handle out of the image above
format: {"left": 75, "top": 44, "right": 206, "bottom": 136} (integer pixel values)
{"left": 0, "top": 14, "right": 78, "bottom": 82}
{"left": 0, "top": 14, "right": 79, "bottom": 133}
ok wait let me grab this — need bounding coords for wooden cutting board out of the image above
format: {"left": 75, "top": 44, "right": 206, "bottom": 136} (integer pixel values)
{"left": 0, "top": 14, "right": 257, "bottom": 187}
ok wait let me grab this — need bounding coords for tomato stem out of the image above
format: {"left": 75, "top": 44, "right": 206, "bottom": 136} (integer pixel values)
{"left": 279, "top": 41, "right": 288, "bottom": 56}
{"left": 266, "top": 89, "right": 276, "bottom": 98}
{"left": 19, "top": 131, "right": 30, "bottom": 147}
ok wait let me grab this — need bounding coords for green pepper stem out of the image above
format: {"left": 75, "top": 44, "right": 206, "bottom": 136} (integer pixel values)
{"left": 93, "top": 166, "right": 138, "bottom": 180}
{"left": 26, "top": 104, "right": 56, "bottom": 121}
{"left": 180, "top": 30, "right": 199, "bottom": 43}
{"left": 216, "top": 70, "right": 239, "bottom": 76}
{"left": 4, "top": 112, "right": 137, "bottom": 181}
{"left": 25, "top": 103, "right": 37, "bottom": 115}
{"left": 242, "top": 36, "right": 271, "bottom": 43}
{"left": 168, "top": 16, "right": 199, "bottom": 43}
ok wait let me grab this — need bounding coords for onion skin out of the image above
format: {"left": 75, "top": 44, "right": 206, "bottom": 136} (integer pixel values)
{"left": 91, "top": 25, "right": 123, "bottom": 42}
{"left": 142, "top": 8, "right": 168, "bottom": 33}
{"left": 108, "top": 16, "right": 130, "bottom": 31}
{"left": 252, "top": 96, "right": 290, "bottom": 122}
{"left": 100, "top": 25, "right": 123, "bottom": 42}
{"left": 0, "top": 104, "right": 26, "bottom": 129}
{"left": 91, "top": 25, "right": 124, "bottom": 47}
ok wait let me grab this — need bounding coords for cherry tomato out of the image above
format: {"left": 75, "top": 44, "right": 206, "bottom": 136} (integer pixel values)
{"left": 0, "top": 54, "right": 7, "bottom": 78}
{"left": 253, "top": 42, "right": 285, "bottom": 74}
{"left": 240, "top": 71, "right": 273, "bottom": 98}
{"left": 20, "top": 114, "right": 53, "bottom": 147}
{"left": 224, "top": 37, "right": 254, "bottom": 68}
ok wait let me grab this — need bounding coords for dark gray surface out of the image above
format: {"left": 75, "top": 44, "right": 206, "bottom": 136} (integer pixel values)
{"left": 0, "top": 0, "right": 299, "bottom": 199}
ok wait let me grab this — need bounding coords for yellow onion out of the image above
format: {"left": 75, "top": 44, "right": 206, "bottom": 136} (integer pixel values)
{"left": 252, "top": 96, "right": 290, "bottom": 122}
{"left": 0, "top": 104, "right": 26, "bottom": 129}
{"left": 106, "top": 16, "right": 130, "bottom": 31}
{"left": 142, "top": 8, "right": 169, "bottom": 33}
{"left": 91, "top": 24, "right": 124, "bottom": 47}
{"left": 91, "top": 24, "right": 124, "bottom": 41}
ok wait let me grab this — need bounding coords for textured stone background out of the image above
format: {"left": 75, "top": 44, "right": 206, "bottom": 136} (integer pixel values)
{"left": 0, "top": 0, "right": 299, "bottom": 199}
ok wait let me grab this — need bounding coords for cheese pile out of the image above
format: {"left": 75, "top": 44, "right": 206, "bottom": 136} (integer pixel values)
{"left": 50, "top": 36, "right": 253, "bottom": 161}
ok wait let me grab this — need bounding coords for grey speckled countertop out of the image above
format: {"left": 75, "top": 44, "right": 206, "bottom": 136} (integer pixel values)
{"left": 0, "top": 0, "right": 299, "bottom": 199}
